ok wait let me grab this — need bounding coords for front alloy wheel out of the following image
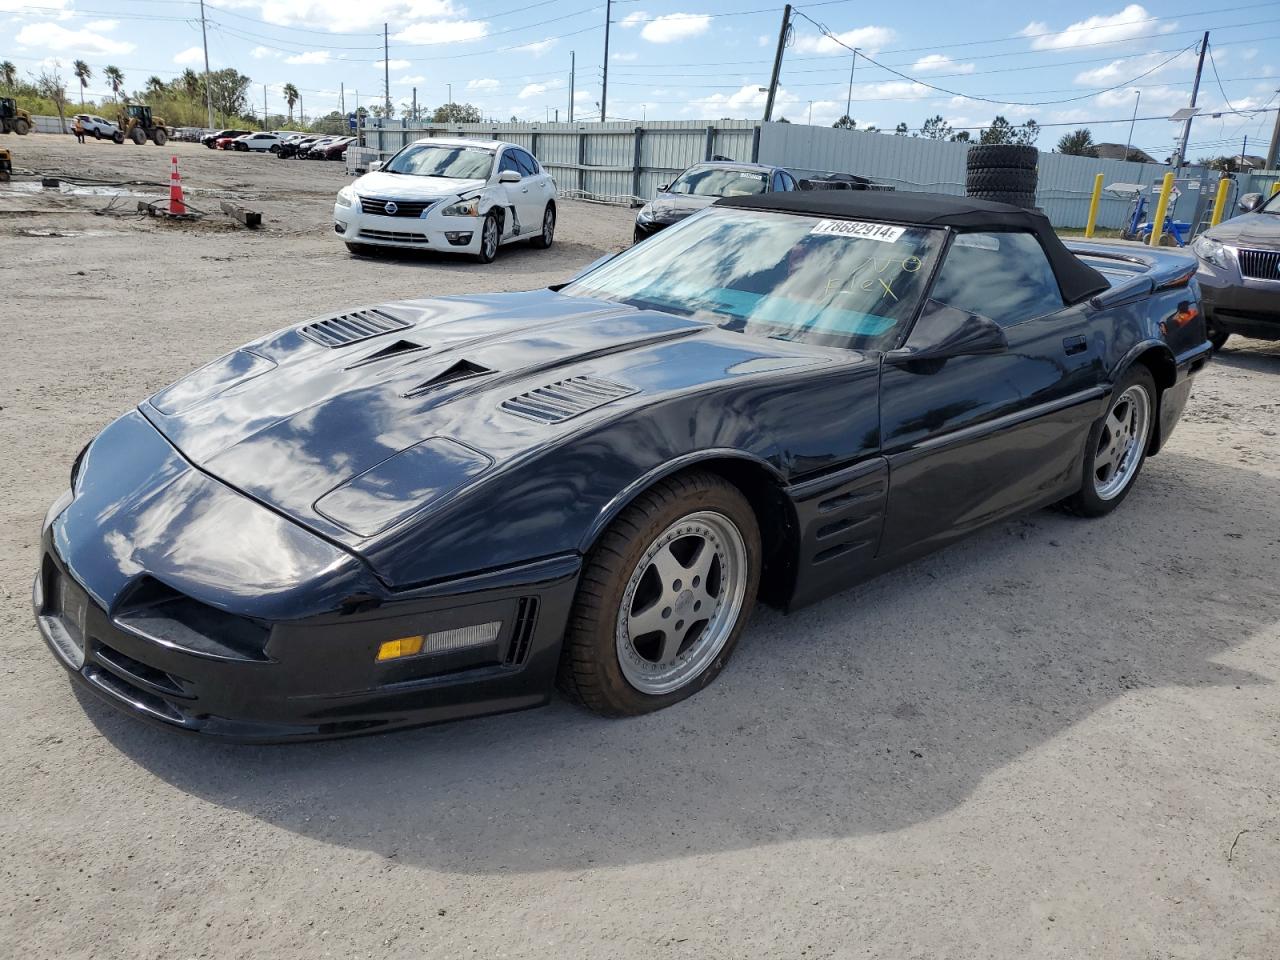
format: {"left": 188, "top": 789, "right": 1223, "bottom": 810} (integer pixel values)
{"left": 558, "top": 471, "right": 760, "bottom": 716}
{"left": 475, "top": 212, "right": 500, "bottom": 263}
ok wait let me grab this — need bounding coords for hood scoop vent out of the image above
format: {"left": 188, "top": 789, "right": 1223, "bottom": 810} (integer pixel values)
{"left": 346, "top": 338, "right": 429, "bottom": 369}
{"left": 404, "top": 359, "right": 493, "bottom": 397}
{"left": 300, "top": 308, "right": 411, "bottom": 348}
{"left": 501, "top": 375, "right": 637, "bottom": 424}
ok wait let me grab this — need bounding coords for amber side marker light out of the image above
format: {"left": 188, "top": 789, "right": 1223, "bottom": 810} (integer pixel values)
{"left": 375, "top": 622, "right": 503, "bottom": 662}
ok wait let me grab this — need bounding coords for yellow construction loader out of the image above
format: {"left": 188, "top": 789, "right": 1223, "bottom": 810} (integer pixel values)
{"left": 1, "top": 97, "right": 32, "bottom": 135}
{"left": 117, "top": 104, "right": 170, "bottom": 145}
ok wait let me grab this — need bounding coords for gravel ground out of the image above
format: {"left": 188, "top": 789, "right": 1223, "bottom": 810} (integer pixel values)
{"left": 2, "top": 133, "right": 1279, "bottom": 960}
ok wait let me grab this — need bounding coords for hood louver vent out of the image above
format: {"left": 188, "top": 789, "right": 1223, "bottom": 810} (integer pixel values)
{"left": 299, "top": 308, "right": 411, "bottom": 348}
{"left": 404, "top": 359, "right": 493, "bottom": 397}
{"left": 501, "top": 375, "right": 637, "bottom": 424}
{"left": 346, "top": 338, "right": 429, "bottom": 369}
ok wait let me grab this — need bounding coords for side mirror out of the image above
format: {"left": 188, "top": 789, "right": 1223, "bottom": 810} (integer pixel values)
{"left": 369, "top": 160, "right": 383, "bottom": 171}
{"left": 887, "top": 300, "right": 1007, "bottom": 363}
{"left": 657, "top": 183, "right": 670, "bottom": 193}
{"left": 498, "top": 170, "right": 521, "bottom": 184}
{"left": 1238, "top": 192, "right": 1263, "bottom": 213}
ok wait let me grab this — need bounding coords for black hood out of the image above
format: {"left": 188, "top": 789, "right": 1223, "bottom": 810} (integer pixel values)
{"left": 642, "top": 192, "right": 719, "bottom": 224}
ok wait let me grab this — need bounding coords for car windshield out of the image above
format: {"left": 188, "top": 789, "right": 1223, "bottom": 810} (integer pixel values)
{"left": 668, "top": 166, "right": 769, "bottom": 198}
{"left": 564, "top": 207, "right": 944, "bottom": 350}
{"left": 384, "top": 143, "right": 495, "bottom": 179}
{"left": 1259, "top": 191, "right": 1280, "bottom": 214}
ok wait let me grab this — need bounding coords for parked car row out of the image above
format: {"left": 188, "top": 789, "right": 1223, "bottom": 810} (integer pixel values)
{"left": 279, "top": 135, "right": 355, "bottom": 161}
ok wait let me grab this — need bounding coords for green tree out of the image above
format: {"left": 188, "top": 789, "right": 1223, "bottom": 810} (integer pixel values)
{"left": 145, "top": 75, "right": 166, "bottom": 98}
{"left": 103, "top": 65, "right": 124, "bottom": 99}
{"left": 894, "top": 122, "right": 909, "bottom": 135}
{"left": 431, "top": 101, "right": 483, "bottom": 123}
{"left": 949, "top": 130, "right": 971, "bottom": 143}
{"left": 72, "top": 60, "right": 91, "bottom": 106}
{"left": 831, "top": 114, "right": 856, "bottom": 129}
{"left": 979, "top": 115, "right": 1039, "bottom": 146}
{"left": 0, "top": 60, "right": 16, "bottom": 89}
{"left": 204, "top": 68, "right": 252, "bottom": 121}
{"left": 282, "top": 82, "right": 299, "bottom": 123}
{"left": 919, "top": 114, "right": 952, "bottom": 140}
{"left": 178, "top": 68, "right": 201, "bottom": 98}
{"left": 1056, "top": 128, "right": 1098, "bottom": 157}
{"left": 36, "top": 65, "right": 69, "bottom": 132}
{"left": 1200, "top": 155, "right": 1240, "bottom": 172}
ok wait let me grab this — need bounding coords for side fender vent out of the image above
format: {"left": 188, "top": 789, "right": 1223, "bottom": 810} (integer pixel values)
{"left": 300, "top": 307, "right": 411, "bottom": 348}
{"left": 403, "top": 359, "right": 493, "bottom": 397}
{"left": 505, "top": 597, "right": 539, "bottom": 666}
{"left": 501, "top": 375, "right": 637, "bottom": 424}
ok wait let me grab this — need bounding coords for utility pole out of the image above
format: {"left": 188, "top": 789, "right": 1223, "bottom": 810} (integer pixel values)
{"left": 844, "top": 47, "right": 856, "bottom": 123}
{"left": 1241, "top": 134, "right": 1248, "bottom": 170}
{"left": 763, "top": 4, "right": 791, "bottom": 122}
{"left": 600, "top": 0, "right": 611, "bottom": 121}
{"left": 569, "top": 50, "right": 575, "bottom": 122}
{"left": 1265, "top": 92, "right": 1280, "bottom": 170}
{"left": 262, "top": 84, "right": 267, "bottom": 127}
{"left": 340, "top": 82, "right": 345, "bottom": 117}
{"left": 1174, "top": 31, "right": 1209, "bottom": 172}
{"left": 412, "top": 87, "right": 417, "bottom": 123}
{"left": 1124, "top": 89, "right": 1141, "bottom": 162}
{"left": 384, "top": 23, "right": 391, "bottom": 117}
{"left": 298, "top": 90, "right": 303, "bottom": 126}
{"left": 198, "top": 0, "right": 214, "bottom": 128}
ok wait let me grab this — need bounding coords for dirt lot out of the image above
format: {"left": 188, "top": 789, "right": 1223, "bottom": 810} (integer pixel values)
{"left": 2, "top": 132, "right": 1279, "bottom": 959}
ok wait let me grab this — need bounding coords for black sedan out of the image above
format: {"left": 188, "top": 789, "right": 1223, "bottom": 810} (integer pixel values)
{"left": 1193, "top": 188, "right": 1280, "bottom": 348}
{"left": 35, "top": 191, "right": 1210, "bottom": 741}
{"left": 634, "top": 160, "right": 800, "bottom": 243}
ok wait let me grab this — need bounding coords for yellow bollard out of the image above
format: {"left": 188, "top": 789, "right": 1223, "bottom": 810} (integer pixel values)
{"left": 1272, "top": 181, "right": 1280, "bottom": 197}
{"left": 1084, "top": 173, "right": 1104, "bottom": 238}
{"left": 1148, "top": 171, "right": 1175, "bottom": 247}
{"left": 1210, "top": 177, "right": 1232, "bottom": 227}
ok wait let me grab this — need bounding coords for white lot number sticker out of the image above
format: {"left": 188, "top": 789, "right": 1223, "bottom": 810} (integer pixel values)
{"left": 810, "top": 219, "right": 906, "bottom": 243}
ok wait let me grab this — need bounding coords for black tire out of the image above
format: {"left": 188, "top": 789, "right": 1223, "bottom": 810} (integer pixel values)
{"left": 966, "top": 167, "right": 1037, "bottom": 194}
{"left": 529, "top": 204, "right": 555, "bottom": 249}
{"left": 557, "top": 471, "right": 761, "bottom": 717}
{"left": 475, "top": 211, "right": 500, "bottom": 263}
{"left": 13, "top": 118, "right": 30, "bottom": 136}
{"left": 966, "top": 143, "right": 1038, "bottom": 171}
{"left": 967, "top": 190, "right": 1038, "bottom": 209}
{"left": 112, "top": 131, "right": 124, "bottom": 144}
{"left": 1207, "top": 319, "right": 1230, "bottom": 351}
{"left": 269, "top": 144, "right": 280, "bottom": 154}
{"left": 152, "top": 129, "right": 167, "bottom": 146}
{"left": 345, "top": 242, "right": 375, "bottom": 257}
{"left": 93, "top": 128, "right": 101, "bottom": 140}
{"left": 129, "top": 127, "right": 146, "bottom": 145}
{"left": 1062, "top": 365, "right": 1157, "bottom": 518}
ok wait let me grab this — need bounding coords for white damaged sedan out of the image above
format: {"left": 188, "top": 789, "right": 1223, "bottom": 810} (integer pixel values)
{"left": 334, "top": 137, "right": 557, "bottom": 263}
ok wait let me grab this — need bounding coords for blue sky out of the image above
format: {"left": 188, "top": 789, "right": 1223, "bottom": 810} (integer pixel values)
{"left": 4, "top": 0, "right": 1278, "bottom": 158}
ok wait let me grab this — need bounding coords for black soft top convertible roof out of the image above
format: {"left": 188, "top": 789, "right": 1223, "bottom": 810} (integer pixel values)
{"left": 718, "top": 190, "right": 1109, "bottom": 304}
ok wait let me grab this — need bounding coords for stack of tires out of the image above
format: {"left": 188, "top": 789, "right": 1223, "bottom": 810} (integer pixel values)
{"left": 965, "top": 144, "right": 1038, "bottom": 209}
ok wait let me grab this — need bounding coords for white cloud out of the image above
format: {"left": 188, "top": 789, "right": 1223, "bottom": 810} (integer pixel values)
{"left": 0, "top": 0, "right": 69, "bottom": 11}
{"left": 285, "top": 50, "right": 330, "bottom": 65}
{"left": 619, "top": 11, "right": 647, "bottom": 28}
{"left": 392, "top": 19, "right": 487, "bottom": 44}
{"left": 1096, "top": 84, "right": 1184, "bottom": 108}
{"left": 862, "top": 80, "right": 932, "bottom": 100}
{"left": 517, "top": 79, "right": 563, "bottom": 100}
{"left": 512, "top": 37, "right": 556, "bottom": 55}
{"left": 15, "top": 20, "right": 134, "bottom": 55}
{"left": 1242, "top": 48, "right": 1258, "bottom": 61}
{"left": 912, "top": 53, "right": 974, "bottom": 74}
{"left": 467, "top": 77, "right": 499, "bottom": 91}
{"left": 84, "top": 19, "right": 116, "bottom": 32}
{"left": 689, "top": 83, "right": 795, "bottom": 119}
{"left": 229, "top": 0, "right": 462, "bottom": 35}
{"left": 573, "top": 90, "right": 591, "bottom": 102}
{"left": 395, "top": 74, "right": 426, "bottom": 84}
{"left": 250, "top": 45, "right": 277, "bottom": 59}
{"left": 641, "top": 12, "right": 711, "bottom": 43}
{"left": 611, "top": 51, "right": 638, "bottom": 61}
{"left": 1022, "top": 5, "right": 1166, "bottom": 51}
{"left": 793, "top": 25, "right": 893, "bottom": 56}
{"left": 375, "top": 58, "right": 411, "bottom": 70}
{"left": 172, "top": 45, "right": 206, "bottom": 65}
{"left": 1074, "top": 48, "right": 1196, "bottom": 85}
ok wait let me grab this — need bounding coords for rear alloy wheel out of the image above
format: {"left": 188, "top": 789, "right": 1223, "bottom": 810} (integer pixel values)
{"left": 557, "top": 471, "right": 761, "bottom": 716}
{"left": 1063, "top": 366, "right": 1156, "bottom": 517}
{"left": 475, "top": 211, "right": 500, "bottom": 263}
{"left": 530, "top": 204, "right": 555, "bottom": 249}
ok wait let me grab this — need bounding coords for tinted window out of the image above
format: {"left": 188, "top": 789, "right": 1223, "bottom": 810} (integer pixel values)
{"left": 512, "top": 149, "right": 540, "bottom": 176}
{"left": 498, "top": 150, "right": 522, "bottom": 176}
{"left": 669, "top": 165, "right": 769, "bottom": 198}
{"left": 384, "top": 143, "right": 496, "bottom": 179}
{"left": 930, "top": 231, "right": 1065, "bottom": 327}
{"left": 781, "top": 171, "right": 797, "bottom": 191}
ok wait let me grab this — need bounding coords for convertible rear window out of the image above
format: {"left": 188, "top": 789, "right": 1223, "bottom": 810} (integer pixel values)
{"left": 563, "top": 207, "right": 944, "bottom": 350}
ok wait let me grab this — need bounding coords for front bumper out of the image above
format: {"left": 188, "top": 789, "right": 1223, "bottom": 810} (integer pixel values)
{"left": 1197, "top": 257, "right": 1280, "bottom": 339}
{"left": 633, "top": 217, "right": 672, "bottom": 243}
{"left": 334, "top": 203, "right": 483, "bottom": 253}
{"left": 35, "top": 523, "right": 580, "bottom": 742}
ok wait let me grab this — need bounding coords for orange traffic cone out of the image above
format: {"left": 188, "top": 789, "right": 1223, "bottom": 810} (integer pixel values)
{"left": 168, "top": 155, "right": 187, "bottom": 215}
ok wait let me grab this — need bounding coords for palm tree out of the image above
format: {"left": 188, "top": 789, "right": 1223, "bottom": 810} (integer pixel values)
{"left": 282, "top": 83, "right": 299, "bottom": 123}
{"left": 103, "top": 65, "right": 124, "bottom": 100}
{"left": 145, "top": 75, "right": 166, "bottom": 98}
{"left": 178, "top": 68, "right": 200, "bottom": 98}
{"left": 0, "top": 61, "right": 16, "bottom": 89}
{"left": 72, "top": 60, "right": 91, "bottom": 105}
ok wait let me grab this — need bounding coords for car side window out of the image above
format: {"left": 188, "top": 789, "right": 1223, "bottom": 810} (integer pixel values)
{"left": 498, "top": 151, "right": 522, "bottom": 177}
{"left": 513, "top": 149, "right": 540, "bottom": 176}
{"left": 930, "top": 231, "right": 1065, "bottom": 328}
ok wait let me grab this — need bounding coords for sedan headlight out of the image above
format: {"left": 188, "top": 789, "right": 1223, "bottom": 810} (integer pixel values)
{"left": 336, "top": 186, "right": 355, "bottom": 208}
{"left": 441, "top": 197, "right": 480, "bottom": 217}
{"left": 1193, "top": 235, "right": 1229, "bottom": 269}
{"left": 636, "top": 204, "right": 655, "bottom": 224}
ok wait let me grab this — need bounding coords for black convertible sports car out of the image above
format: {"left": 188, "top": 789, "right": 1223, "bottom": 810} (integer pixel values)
{"left": 35, "top": 192, "right": 1211, "bottom": 741}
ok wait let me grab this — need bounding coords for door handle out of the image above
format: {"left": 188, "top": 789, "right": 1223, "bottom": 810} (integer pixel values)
{"left": 1063, "top": 335, "right": 1087, "bottom": 356}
